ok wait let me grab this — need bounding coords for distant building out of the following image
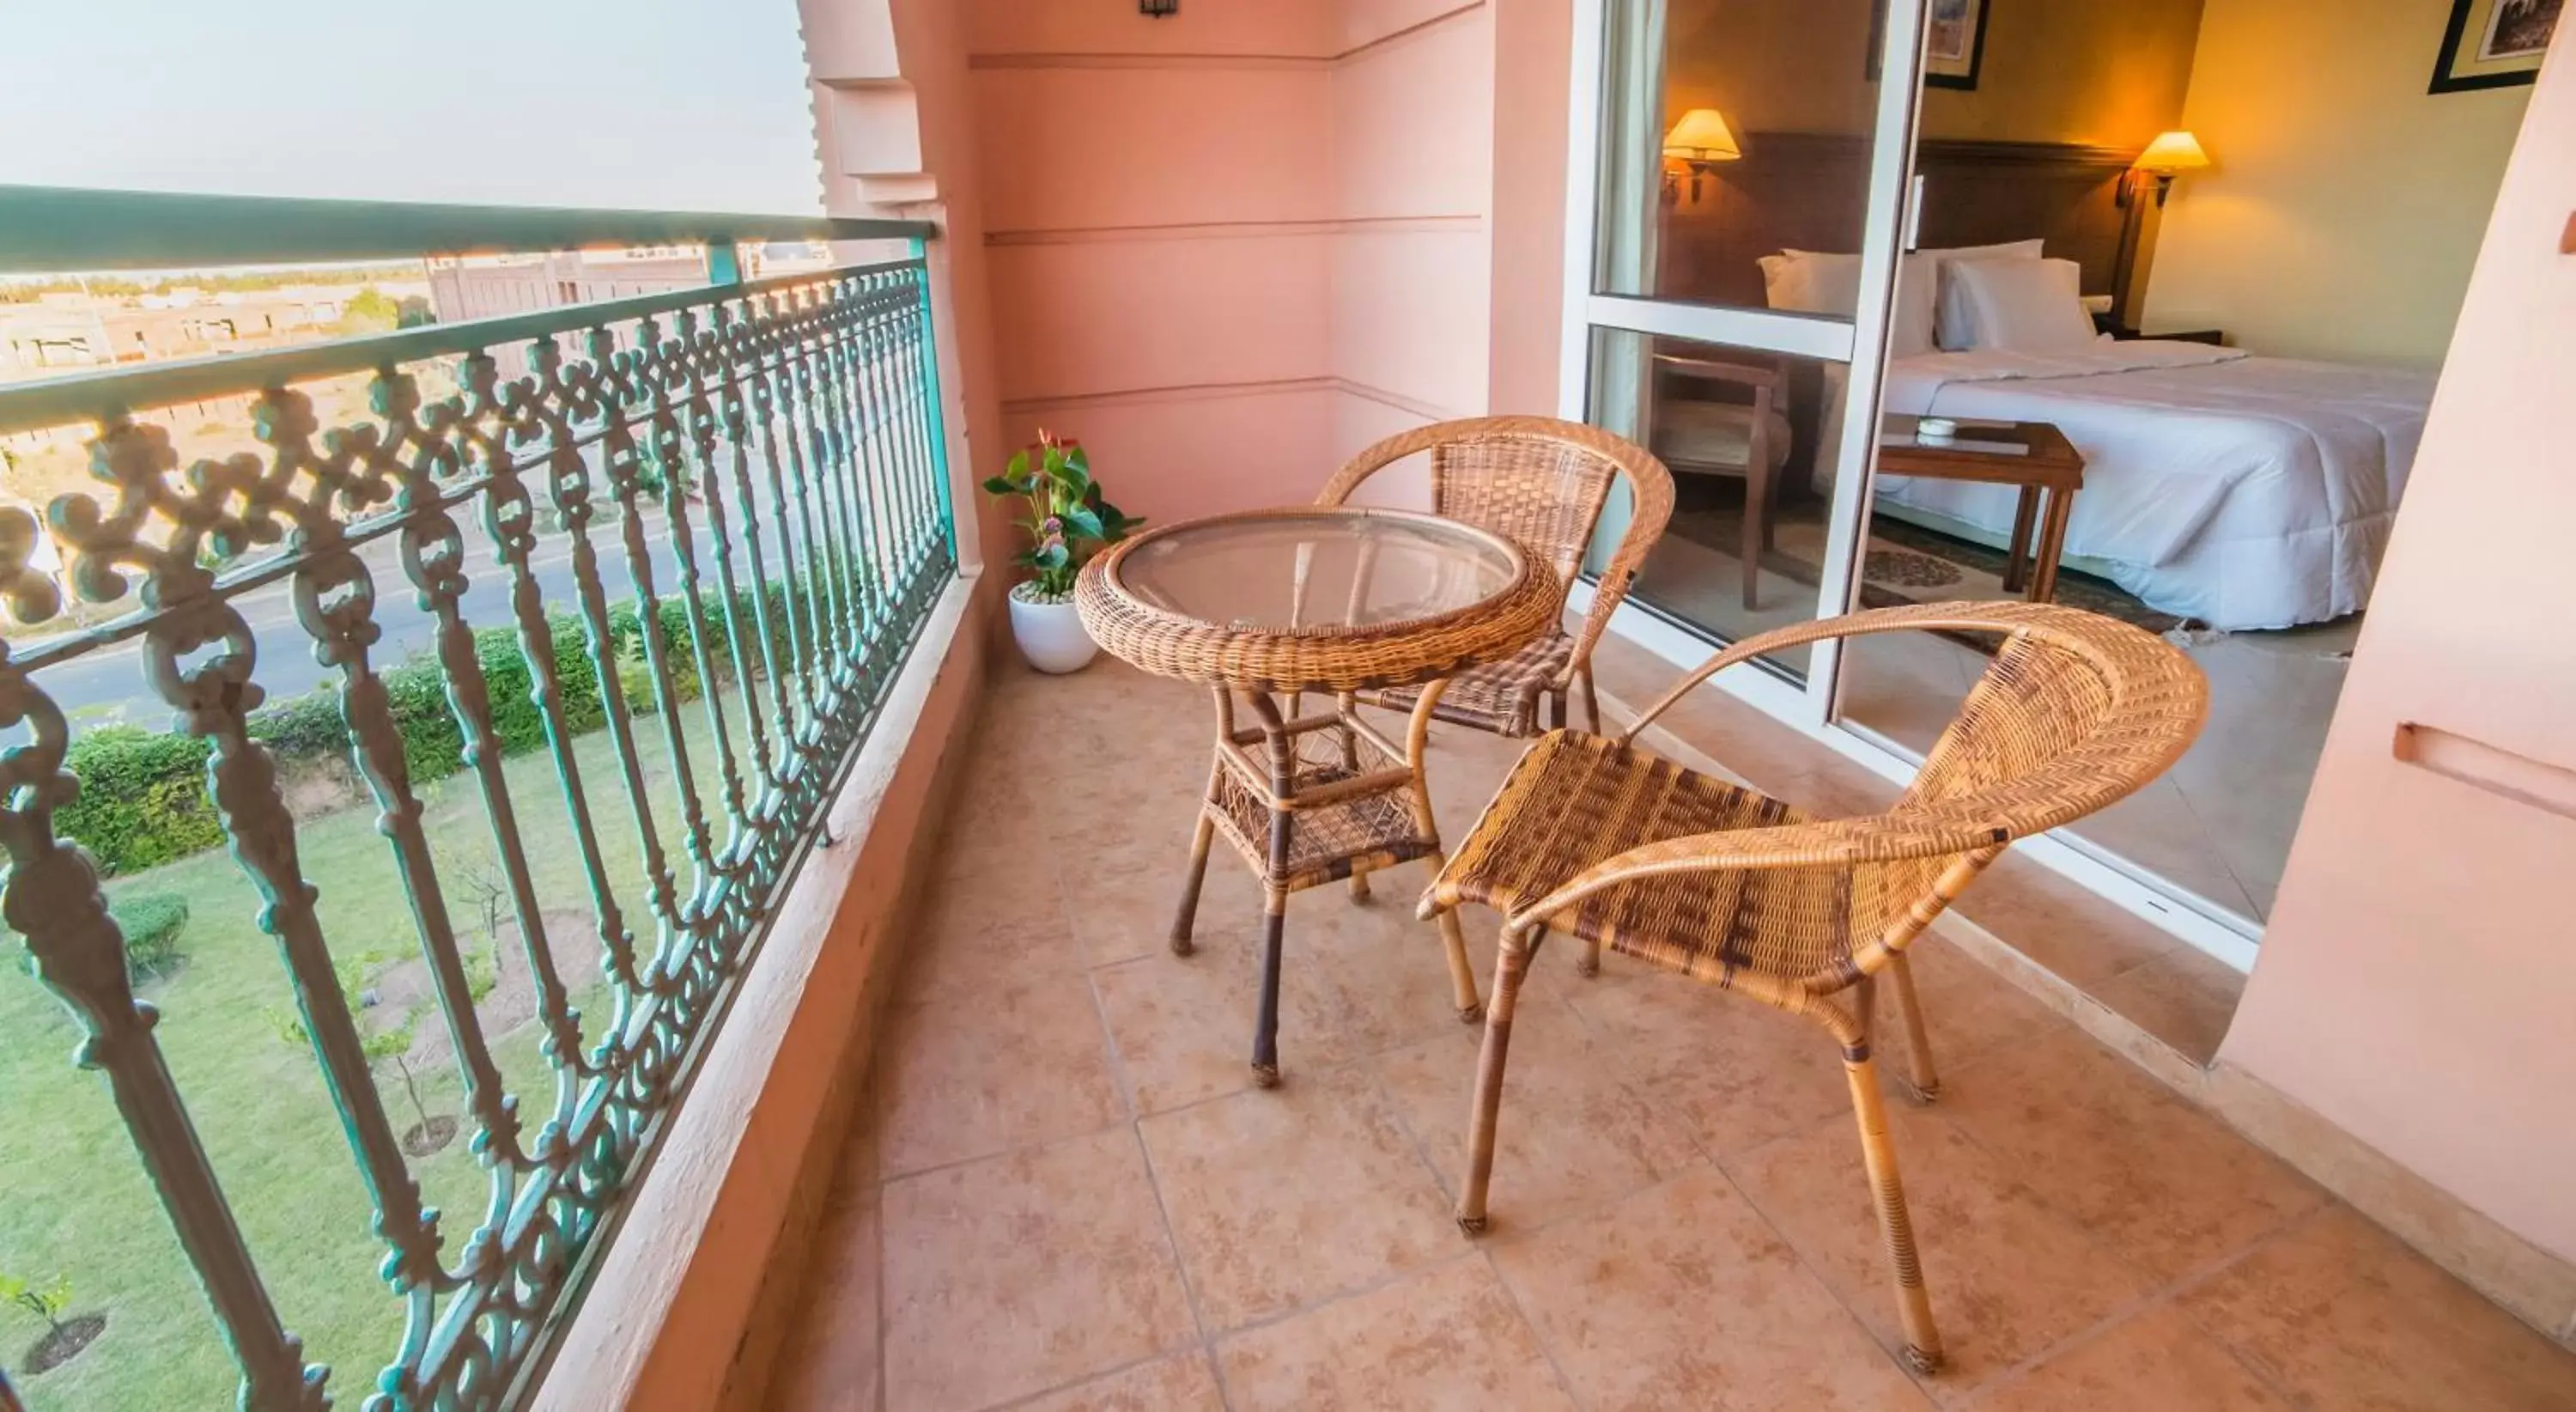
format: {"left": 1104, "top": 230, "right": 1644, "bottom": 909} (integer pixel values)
{"left": 424, "top": 243, "right": 829, "bottom": 325}
{"left": 0, "top": 279, "right": 430, "bottom": 383}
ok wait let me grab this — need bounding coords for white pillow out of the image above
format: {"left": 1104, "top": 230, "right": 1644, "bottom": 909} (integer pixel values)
{"left": 1759, "top": 250, "right": 1938, "bottom": 357}
{"left": 1947, "top": 257, "right": 2098, "bottom": 354}
{"left": 1927, "top": 238, "right": 2046, "bottom": 350}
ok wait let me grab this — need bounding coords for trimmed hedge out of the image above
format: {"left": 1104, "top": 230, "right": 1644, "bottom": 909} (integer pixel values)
{"left": 110, "top": 891, "right": 190, "bottom": 975}
{"left": 57, "top": 582, "right": 817, "bottom": 877}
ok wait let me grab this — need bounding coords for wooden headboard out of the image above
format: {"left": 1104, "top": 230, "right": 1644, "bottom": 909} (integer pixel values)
{"left": 1656, "top": 136, "right": 2144, "bottom": 320}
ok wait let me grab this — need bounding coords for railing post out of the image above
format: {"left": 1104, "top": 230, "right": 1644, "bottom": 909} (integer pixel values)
{"left": 908, "top": 235, "right": 957, "bottom": 560}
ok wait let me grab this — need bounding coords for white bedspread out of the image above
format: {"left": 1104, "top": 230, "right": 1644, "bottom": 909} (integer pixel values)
{"left": 1871, "top": 341, "right": 2433, "bottom": 630}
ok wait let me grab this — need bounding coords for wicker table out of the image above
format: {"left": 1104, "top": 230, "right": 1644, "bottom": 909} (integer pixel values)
{"left": 1076, "top": 507, "right": 1564, "bottom": 1086}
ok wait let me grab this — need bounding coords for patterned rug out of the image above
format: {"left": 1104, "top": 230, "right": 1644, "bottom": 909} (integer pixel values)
{"left": 1671, "top": 500, "right": 2197, "bottom": 636}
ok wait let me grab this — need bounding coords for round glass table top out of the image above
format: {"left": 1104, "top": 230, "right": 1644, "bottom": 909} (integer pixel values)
{"left": 1109, "top": 508, "right": 1524, "bottom": 634}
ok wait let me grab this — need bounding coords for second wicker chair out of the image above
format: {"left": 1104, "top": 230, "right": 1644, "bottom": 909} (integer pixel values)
{"left": 1420, "top": 601, "right": 2208, "bottom": 1374}
{"left": 1315, "top": 416, "right": 1674, "bottom": 738}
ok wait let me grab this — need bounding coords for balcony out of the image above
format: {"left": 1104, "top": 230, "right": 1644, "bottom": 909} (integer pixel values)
{"left": 763, "top": 646, "right": 2576, "bottom": 1411}
{"left": 7, "top": 84, "right": 2576, "bottom": 1412}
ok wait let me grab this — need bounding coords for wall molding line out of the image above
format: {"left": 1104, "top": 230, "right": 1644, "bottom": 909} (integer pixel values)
{"left": 987, "top": 215, "right": 1483, "bottom": 246}
{"left": 1001, "top": 375, "right": 1464, "bottom": 423}
{"left": 968, "top": 2, "right": 1487, "bottom": 73}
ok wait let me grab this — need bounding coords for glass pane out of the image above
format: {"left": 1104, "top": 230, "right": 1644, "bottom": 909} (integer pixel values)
{"left": 1115, "top": 512, "right": 1520, "bottom": 631}
{"left": 1594, "top": 0, "right": 1889, "bottom": 309}
{"left": 1589, "top": 326, "right": 1856, "bottom": 681}
{"left": 1836, "top": 410, "right": 2340, "bottom": 934}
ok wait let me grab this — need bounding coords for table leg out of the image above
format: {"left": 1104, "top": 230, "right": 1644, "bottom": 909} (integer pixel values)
{"left": 1248, "top": 690, "right": 1297, "bottom": 1086}
{"left": 1253, "top": 884, "right": 1285, "bottom": 1088}
{"left": 2032, "top": 485, "right": 2075, "bottom": 603}
{"left": 2002, "top": 485, "right": 2039, "bottom": 594}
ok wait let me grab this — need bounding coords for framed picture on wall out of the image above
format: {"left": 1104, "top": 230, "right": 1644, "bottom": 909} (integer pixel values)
{"left": 1923, "top": 0, "right": 1991, "bottom": 90}
{"left": 2431, "top": 0, "right": 2561, "bottom": 93}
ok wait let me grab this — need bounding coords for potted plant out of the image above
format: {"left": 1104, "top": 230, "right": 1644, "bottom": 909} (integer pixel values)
{"left": 981, "top": 430, "right": 1140, "bottom": 673}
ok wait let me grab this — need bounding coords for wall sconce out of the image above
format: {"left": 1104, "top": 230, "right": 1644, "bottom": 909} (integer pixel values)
{"left": 1662, "top": 108, "right": 1741, "bottom": 205}
{"left": 1139, "top": 0, "right": 1177, "bottom": 14}
{"left": 2120, "top": 130, "right": 2210, "bottom": 209}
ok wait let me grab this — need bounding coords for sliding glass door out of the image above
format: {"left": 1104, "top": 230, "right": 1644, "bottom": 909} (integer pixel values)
{"left": 1561, "top": 0, "right": 2262, "bottom": 965}
{"left": 1564, "top": 0, "right": 1927, "bottom": 712}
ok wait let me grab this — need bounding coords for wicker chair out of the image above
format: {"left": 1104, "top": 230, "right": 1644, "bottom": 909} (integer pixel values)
{"left": 1314, "top": 417, "right": 1674, "bottom": 738}
{"left": 1419, "top": 601, "right": 2208, "bottom": 1374}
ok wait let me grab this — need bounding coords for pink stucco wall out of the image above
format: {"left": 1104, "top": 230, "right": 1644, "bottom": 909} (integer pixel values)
{"left": 959, "top": 1, "right": 1517, "bottom": 526}
{"left": 2219, "top": 40, "right": 2576, "bottom": 1266}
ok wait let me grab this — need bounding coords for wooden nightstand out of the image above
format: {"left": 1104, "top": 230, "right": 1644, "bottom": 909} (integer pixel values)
{"left": 1877, "top": 418, "right": 2086, "bottom": 601}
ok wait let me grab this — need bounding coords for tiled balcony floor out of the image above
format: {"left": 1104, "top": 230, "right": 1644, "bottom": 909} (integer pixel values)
{"left": 771, "top": 657, "right": 2576, "bottom": 1412}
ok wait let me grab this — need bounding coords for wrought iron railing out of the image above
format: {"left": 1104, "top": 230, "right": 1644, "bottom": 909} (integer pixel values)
{"left": 0, "top": 196, "right": 952, "bottom": 1409}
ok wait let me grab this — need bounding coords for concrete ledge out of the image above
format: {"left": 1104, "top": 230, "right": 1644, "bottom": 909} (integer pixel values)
{"left": 530, "top": 573, "right": 993, "bottom": 1411}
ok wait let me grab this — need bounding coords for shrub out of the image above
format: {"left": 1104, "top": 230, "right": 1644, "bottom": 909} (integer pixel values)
{"left": 110, "top": 891, "right": 189, "bottom": 976}
{"left": 55, "top": 727, "right": 222, "bottom": 876}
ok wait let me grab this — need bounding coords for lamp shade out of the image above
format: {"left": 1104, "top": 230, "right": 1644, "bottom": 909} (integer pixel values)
{"left": 1662, "top": 108, "right": 1742, "bottom": 162}
{"left": 2136, "top": 130, "right": 2210, "bottom": 173}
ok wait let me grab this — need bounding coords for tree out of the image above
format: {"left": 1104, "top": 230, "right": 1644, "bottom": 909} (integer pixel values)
{"left": 268, "top": 963, "right": 445, "bottom": 1141}
{"left": 0, "top": 1272, "right": 73, "bottom": 1341}
{"left": 336, "top": 286, "right": 400, "bottom": 336}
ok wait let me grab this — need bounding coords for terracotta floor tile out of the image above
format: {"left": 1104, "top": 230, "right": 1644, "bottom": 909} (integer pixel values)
{"left": 894, "top": 911, "right": 1086, "bottom": 1009}
{"left": 880, "top": 1129, "right": 1198, "bottom": 1412}
{"left": 875, "top": 972, "right": 1127, "bottom": 1178}
{"left": 1375, "top": 995, "right": 1701, "bottom": 1231}
{"left": 1288, "top": 885, "right": 1500, "bottom": 1055}
{"left": 1214, "top": 1257, "right": 1577, "bottom": 1410}
{"left": 1488, "top": 1164, "right": 1934, "bottom": 1411}
{"left": 1884, "top": 936, "right": 2063, "bottom": 1079}
{"left": 1564, "top": 970, "right": 1857, "bottom": 1157}
{"left": 1969, "top": 1305, "right": 2289, "bottom": 1411}
{"left": 770, "top": 1178, "right": 884, "bottom": 1412}
{"left": 2178, "top": 1206, "right": 2576, "bottom": 1410}
{"left": 1138, "top": 1064, "right": 1462, "bottom": 1330}
{"left": 1059, "top": 806, "right": 1266, "bottom": 970}
{"left": 1092, "top": 940, "right": 1353, "bottom": 1117}
{"left": 1000, "top": 1351, "right": 1226, "bottom": 1412}
{"left": 1946, "top": 855, "right": 2178, "bottom": 990}
{"left": 1730, "top": 1102, "right": 2153, "bottom": 1397}
{"left": 1936, "top": 1026, "right": 2321, "bottom": 1286}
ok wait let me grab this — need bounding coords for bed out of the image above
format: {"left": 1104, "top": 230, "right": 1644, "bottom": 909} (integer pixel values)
{"left": 1872, "top": 341, "right": 2435, "bottom": 630}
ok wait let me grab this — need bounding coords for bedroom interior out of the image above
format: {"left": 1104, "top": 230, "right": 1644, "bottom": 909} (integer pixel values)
{"left": 1596, "top": 0, "right": 2542, "bottom": 942}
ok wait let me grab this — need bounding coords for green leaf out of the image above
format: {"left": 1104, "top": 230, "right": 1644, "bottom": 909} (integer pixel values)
{"left": 1005, "top": 447, "right": 1031, "bottom": 478}
{"left": 980, "top": 475, "right": 1017, "bottom": 497}
{"left": 1031, "top": 542, "right": 1072, "bottom": 571}
{"left": 1065, "top": 445, "right": 1091, "bottom": 476}
{"left": 1060, "top": 504, "right": 1106, "bottom": 541}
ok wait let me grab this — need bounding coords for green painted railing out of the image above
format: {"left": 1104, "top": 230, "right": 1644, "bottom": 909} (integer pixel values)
{"left": 0, "top": 198, "right": 956, "bottom": 1409}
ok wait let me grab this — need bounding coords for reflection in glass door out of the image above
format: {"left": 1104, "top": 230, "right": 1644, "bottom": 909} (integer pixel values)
{"left": 1563, "top": 0, "right": 2264, "bottom": 965}
{"left": 1568, "top": 0, "right": 1927, "bottom": 702}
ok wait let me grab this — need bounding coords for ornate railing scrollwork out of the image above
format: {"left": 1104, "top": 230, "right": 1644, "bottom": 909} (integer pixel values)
{"left": 0, "top": 257, "right": 956, "bottom": 1409}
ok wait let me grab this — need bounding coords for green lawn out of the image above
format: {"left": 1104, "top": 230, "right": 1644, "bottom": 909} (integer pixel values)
{"left": 1, "top": 698, "right": 762, "bottom": 1409}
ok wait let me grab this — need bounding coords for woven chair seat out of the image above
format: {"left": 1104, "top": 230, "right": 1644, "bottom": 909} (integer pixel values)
{"left": 1361, "top": 630, "right": 1575, "bottom": 738}
{"left": 1436, "top": 730, "right": 1869, "bottom": 988}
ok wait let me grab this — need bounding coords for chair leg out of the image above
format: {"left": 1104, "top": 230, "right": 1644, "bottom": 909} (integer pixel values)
{"left": 1426, "top": 852, "right": 1483, "bottom": 1024}
{"left": 1349, "top": 862, "right": 1373, "bottom": 903}
{"left": 1576, "top": 938, "right": 1601, "bottom": 978}
{"left": 1169, "top": 807, "right": 1215, "bottom": 958}
{"left": 1846, "top": 1049, "right": 1943, "bottom": 1373}
{"left": 1886, "top": 952, "right": 1941, "bottom": 1103}
{"left": 1251, "top": 888, "right": 1286, "bottom": 1088}
{"left": 1458, "top": 928, "right": 1540, "bottom": 1234}
{"left": 1577, "top": 666, "right": 1601, "bottom": 736}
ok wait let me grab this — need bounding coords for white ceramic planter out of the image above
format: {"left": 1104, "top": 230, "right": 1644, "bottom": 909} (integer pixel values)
{"left": 1007, "top": 583, "right": 1099, "bottom": 674}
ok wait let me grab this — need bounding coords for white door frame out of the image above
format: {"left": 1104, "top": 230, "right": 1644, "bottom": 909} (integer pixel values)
{"left": 1552, "top": 0, "right": 2263, "bottom": 973}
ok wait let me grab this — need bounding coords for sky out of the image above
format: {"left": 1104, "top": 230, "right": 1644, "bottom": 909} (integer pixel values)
{"left": 0, "top": 0, "right": 826, "bottom": 214}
